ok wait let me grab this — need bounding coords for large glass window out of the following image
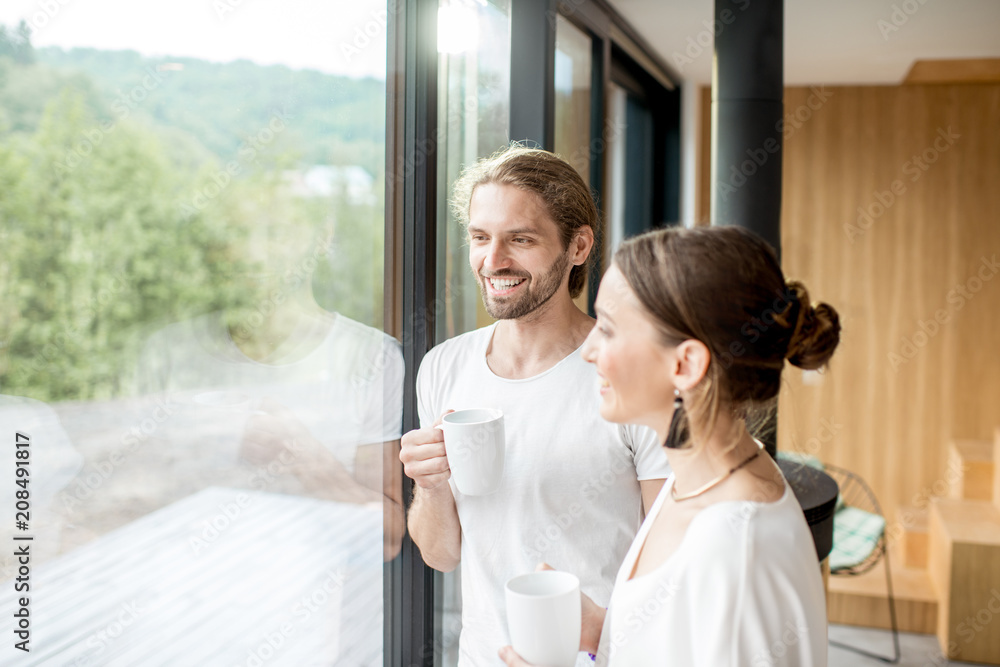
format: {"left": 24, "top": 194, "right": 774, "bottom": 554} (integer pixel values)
{"left": 432, "top": 0, "right": 511, "bottom": 663}
{"left": 554, "top": 14, "right": 594, "bottom": 311}
{"left": 606, "top": 81, "right": 629, "bottom": 255}
{"left": 554, "top": 14, "right": 593, "bottom": 184}
{"left": 609, "top": 47, "right": 681, "bottom": 242}
{"left": 435, "top": 0, "right": 511, "bottom": 344}
{"left": 0, "top": 2, "right": 398, "bottom": 664}
{"left": 606, "top": 75, "right": 656, "bottom": 251}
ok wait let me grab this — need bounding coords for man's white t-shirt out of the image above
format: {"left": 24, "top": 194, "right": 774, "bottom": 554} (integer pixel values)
{"left": 597, "top": 474, "right": 828, "bottom": 666}
{"left": 417, "top": 323, "right": 671, "bottom": 666}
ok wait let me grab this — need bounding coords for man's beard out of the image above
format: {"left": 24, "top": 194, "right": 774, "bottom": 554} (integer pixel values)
{"left": 479, "top": 250, "right": 571, "bottom": 320}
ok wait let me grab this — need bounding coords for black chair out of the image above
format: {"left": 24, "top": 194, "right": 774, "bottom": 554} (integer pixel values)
{"left": 823, "top": 463, "right": 901, "bottom": 664}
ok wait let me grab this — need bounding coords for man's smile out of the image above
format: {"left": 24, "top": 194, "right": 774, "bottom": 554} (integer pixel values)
{"left": 484, "top": 275, "right": 527, "bottom": 296}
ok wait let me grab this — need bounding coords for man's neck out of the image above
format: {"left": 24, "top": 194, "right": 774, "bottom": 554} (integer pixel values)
{"left": 229, "top": 285, "right": 333, "bottom": 363}
{"left": 486, "top": 296, "right": 594, "bottom": 380}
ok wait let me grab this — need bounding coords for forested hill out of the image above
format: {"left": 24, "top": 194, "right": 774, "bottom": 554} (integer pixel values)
{"left": 0, "top": 28, "right": 388, "bottom": 401}
{"left": 5, "top": 44, "right": 386, "bottom": 174}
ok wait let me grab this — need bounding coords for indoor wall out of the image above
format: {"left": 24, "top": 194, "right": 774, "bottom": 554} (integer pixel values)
{"left": 700, "top": 83, "right": 1000, "bottom": 520}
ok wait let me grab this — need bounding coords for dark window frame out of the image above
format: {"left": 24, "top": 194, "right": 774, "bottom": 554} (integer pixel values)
{"left": 384, "top": 1, "right": 438, "bottom": 665}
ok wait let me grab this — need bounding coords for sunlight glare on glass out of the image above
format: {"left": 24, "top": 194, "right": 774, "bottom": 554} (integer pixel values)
{"left": 437, "top": 3, "right": 479, "bottom": 54}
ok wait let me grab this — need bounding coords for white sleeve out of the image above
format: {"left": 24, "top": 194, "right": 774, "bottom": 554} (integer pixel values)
{"left": 622, "top": 424, "right": 671, "bottom": 481}
{"left": 351, "top": 331, "right": 405, "bottom": 444}
{"left": 379, "top": 338, "right": 404, "bottom": 441}
{"left": 415, "top": 349, "right": 436, "bottom": 429}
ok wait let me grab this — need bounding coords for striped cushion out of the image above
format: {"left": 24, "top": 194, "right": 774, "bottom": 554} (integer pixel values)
{"left": 830, "top": 505, "right": 885, "bottom": 571}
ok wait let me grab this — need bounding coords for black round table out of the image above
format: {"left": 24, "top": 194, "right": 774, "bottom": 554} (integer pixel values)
{"left": 777, "top": 458, "right": 840, "bottom": 562}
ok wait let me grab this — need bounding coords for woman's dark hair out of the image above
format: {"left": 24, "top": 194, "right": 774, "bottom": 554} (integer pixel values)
{"left": 614, "top": 225, "right": 840, "bottom": 447}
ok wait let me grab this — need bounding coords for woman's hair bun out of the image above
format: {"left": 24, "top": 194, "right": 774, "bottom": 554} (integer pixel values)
{"left": 784, "top": 281, "right": 841, "bottom": 370}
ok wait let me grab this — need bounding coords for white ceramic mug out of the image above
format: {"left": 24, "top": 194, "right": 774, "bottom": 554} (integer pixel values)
{"left": 505, "top": 571, "right": 582, "bottom": 667}
{"left": 439, "top": 408, "right": 505, "bottom": 496}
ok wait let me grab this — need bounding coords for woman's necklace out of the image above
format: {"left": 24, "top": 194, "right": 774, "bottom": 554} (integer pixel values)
{"left": 670, "top": 445, "right": 763, "bottom": 502}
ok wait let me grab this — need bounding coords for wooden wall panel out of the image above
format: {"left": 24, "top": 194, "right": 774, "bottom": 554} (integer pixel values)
{"left": 698, "top": 84, "right": 1000, "bottom": 519}
{"left": 782, "top": 84, "right": 1000, "bottom": 520}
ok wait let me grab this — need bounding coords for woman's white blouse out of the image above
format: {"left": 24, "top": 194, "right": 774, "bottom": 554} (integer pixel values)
{"left": 596, "top": 473, "right": 828, "bottom": 666}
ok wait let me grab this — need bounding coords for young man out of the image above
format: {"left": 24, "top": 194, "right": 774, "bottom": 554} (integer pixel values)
{"left": 399, "top": 146, "right": 669, "bottom": 666}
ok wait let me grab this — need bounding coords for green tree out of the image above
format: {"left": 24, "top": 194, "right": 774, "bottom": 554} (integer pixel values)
{"left": 0, "top": 20, "right": 35, "bottom": 65}
{"left": 1, "top": 91, "right": 260, "bottom": 400}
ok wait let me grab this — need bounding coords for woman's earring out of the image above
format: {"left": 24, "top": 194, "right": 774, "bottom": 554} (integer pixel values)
{"left": 664, "top": 389, "right": 688, "bottom": 449}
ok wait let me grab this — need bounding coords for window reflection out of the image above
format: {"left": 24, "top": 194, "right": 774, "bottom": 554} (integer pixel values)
{"left": 0, "top": 2, "right": 397, "bottom": 664}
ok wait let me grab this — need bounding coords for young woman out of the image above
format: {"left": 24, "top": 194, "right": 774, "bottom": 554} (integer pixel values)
{"left": 500, "top": 225, "right": 840, "bottom": 666}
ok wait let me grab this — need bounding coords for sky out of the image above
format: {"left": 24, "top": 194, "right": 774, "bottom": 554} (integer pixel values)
{"left": 0, "top": 0, "right": 389, "bottom": 78}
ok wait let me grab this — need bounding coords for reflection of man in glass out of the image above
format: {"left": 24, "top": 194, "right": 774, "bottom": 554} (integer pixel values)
{"left": 134, "top": 198, "right": 404, "bottom": 561}
{"left": 129, "top": 192, "right": 402, "bottom": 664}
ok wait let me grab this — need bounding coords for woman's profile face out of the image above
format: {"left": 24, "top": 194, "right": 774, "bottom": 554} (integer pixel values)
{"left": 581, "top": 265, "right": 677, "bottom": 433}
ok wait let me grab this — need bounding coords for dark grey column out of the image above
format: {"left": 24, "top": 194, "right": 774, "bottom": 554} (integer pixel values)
{"left": 710, "top": 0, "right": 783, "bottom": 256}
{"left": 712, "top": 0, "right": 783, "bottom": 462}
